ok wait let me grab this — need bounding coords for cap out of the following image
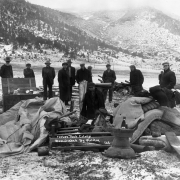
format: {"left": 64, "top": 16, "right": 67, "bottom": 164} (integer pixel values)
{"left": 106, "top": 64, "right": 111, "bottom": 67}
{"left": 130, "top": 65, "right": 135, "bottom": 68}
{"left": 45, "top": 60, "right": 51, "bottom": 64}
{"left": 26, "top": 62, "right": 31, "bottom": 65}
{"left": 88, "top": 66, "right": 92, "bottom": 69}
{"left": 87, "top": 82, "right": 95, "bottom": 88}
{"left": 162, "top": 62, "right": 169, "bottom": 66}
{"left": 62, "top": 62, "right": 68, "bottom": 66}
{"left": 4, "top": 56, "right": 11, "bottom": 62}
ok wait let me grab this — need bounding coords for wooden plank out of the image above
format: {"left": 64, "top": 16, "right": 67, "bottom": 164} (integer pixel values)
{"left": 49, "top": 136, "right": 113, "bottom": 148}
{"left": 58, "top": 127, "right": 80, "bottom": 130}
{"left": 52, "top": 132, "right": 112, "bottom": 136}
{"left": 51, "top": 145, "right": 110, "bottom": 150}
{"left": 56, "top": 130, "right": 79, "bottom": 133}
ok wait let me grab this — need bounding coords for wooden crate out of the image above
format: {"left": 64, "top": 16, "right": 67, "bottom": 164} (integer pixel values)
{"left": 2, "top": 78, "right": 36, "bottom": 95}
{"left": 3, "top": 94, "right": 39, "bottom": 112}
{"left": 2, "top": 78, "right": 39, "bottom": 112}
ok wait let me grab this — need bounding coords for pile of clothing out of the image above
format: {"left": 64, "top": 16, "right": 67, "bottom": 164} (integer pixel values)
{"left": 0, "top": 97, "right": 70, "bottom": 157}
{"left": 113, "top": 97, "right": 180, "bottom": 153}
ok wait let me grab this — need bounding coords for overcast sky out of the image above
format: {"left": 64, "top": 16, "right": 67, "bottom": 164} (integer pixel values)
{"left": 27, "top": 0, "right": 180, "bottom": 16}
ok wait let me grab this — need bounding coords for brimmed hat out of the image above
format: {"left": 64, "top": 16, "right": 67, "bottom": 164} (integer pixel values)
{"left": 106, "top": 64, "right": 111, "bottom": 67}
{"left": 87, "top": 82, "right": 95, "bottom": 88}
{"left": 88, "top": 66, "right": 92, "bottom": 69}
{"left": 80, "top": 63, "right": 85, "bottom": 66}
{"left": 45, "top": 60, "right": 51, "bottom": 64}
{"left": 26, "top": 62, "right": 31, "bottom": 65}
{"left": 130, "top": 65, "right": 135, "bottom": 68}
{"left": 62, "top": 62, "right": 68, "bottom": 66}
{"left": 4, "top": 56, "right": 11, "bottom": 62}
{"left": 162, "top": 62, "right": 169, "bottom": 66}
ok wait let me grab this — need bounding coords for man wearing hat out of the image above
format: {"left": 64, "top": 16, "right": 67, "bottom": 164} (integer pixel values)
{"left": 75, "top": 63, "right": 92, "bottom": 84}
{"left": 0, "top": 56, "right": 13, "bottom": 78}
{"left": 129, "top": 65, "right": 144, "bottom": 95}
{"left": 149, "top": 62, "right": 176, "bottom": 108}
{"left": 42, "top": 59, "right": 55, "bottom": 100}
{"left": 58, "top": 62, "right": 70, "bottom": 105}
{"left": 67, "top": 59, "right": 76, "bottom": 99}
{"left": 80, "top": 82, "right": 105, "bottom": 121}
{"left": 159, "top": 62, "right": 176, "bottom": 89}
{"left": 102, "top": 64, "right": 116, "bottom": 103}
{"left": 23, "top": 62, "right": 35, "bottom": 78}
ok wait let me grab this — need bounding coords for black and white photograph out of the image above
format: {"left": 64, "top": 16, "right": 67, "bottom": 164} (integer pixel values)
{"left": 0, "top": 0, "right": 180, "bottom": 179}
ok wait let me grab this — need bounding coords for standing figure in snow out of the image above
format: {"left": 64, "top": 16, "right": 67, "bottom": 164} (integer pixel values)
{"left": 0, "top": 56, "right": 13, "bottom": 78}
{"left": 67, "top": 59, "right": 76, "bottom": 100}
{"left": 159, "top": 62, "right": 176, "bottom": 90}
{"left": 42, "top": 60, "right": 55, "bottom": 100}
{"left": 58, "top": 62, "right": 70, "bottom": 105}
{"left": 23, "top": 62, "right": 35, "bottom": 78}
{"left": 102, "top": 64, "right": 116, "bottom": 103}
{"left": 129, "top": 65, "right": 144, "bottom": 95}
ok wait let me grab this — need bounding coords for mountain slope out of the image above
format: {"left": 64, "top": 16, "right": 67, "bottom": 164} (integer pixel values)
{"left": 0, "top": 0, "right": 118, "bottom": 53}
{"left": 76, "top": 7, "right": 180, "bottom": 59}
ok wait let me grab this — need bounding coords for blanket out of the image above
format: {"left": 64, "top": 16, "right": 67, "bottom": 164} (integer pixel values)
{"left": 113, "top": 97, "right": 153, "bottom": 129}
{"left": 113, "top": 97, "right": 180, "bottom": 144}
{"left": 0, "top": 97, "right": 68, "bottom": 157}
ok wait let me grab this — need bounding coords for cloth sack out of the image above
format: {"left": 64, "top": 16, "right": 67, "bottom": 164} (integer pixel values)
{"left": 79, "top": 80, "right": 87, "bottom": 111}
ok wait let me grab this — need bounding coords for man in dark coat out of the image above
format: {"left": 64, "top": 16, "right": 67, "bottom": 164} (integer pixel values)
{"left": 0, "top": 56, "right": 13, "bottom": 78}
{"left": 80, "top": 82, "right": 105, "bottom": 120}
{"left": 87, "top": 66, "right": 93, "bottom": 82}
{"left": 42, "top": 59, "right": 55, "bottom": 100}
{"left": 102, "top": 64, "right": 116, "bottom": 103}
{"left": 76, "top": 63, "right": 92, "bottom": 84}
{"left": 150, "top": 62, "right": 176, "bottom": 108}
{"left": 67, "top": 59, "right": 76, "bottom": 100}
{"left": 129, "top": 65, "right": 144, "bottom": 95}
{"left": 159, "top": 62, "right": 176, "bottom": 89}
{"left": 23, "top": 62, "right": 35, "bottom": 78}
{"left": 58, "top": 62, "right": 70, "bottom": 105}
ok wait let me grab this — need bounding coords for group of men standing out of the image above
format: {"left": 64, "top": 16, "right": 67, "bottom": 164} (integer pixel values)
{"left": 0, "top": 56, "right": 177, "bottom": 110}
{"left": 0, "top": 56, "right": 35, "bottom": 78}
{"left": 42, "top": 59, "right": 93, "bottom": 104}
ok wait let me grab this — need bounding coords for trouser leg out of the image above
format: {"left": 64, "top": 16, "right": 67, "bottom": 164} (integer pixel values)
{"left": 103, "top": 89, "right": 108, "bottom": 103}
{"left": 48, "top": 82, "right": 53, "bottom": 99}
{"left": 151, "top": 90, "right": 169, "bottom": 107}
{"left": 43, "top": 81, "right": 47, "bottom": 100}
{"left": 109, "top": 87, "right": 113, "bottom": 102}
{"left": 70, "top": 85, "right": 73, "bottom": 100}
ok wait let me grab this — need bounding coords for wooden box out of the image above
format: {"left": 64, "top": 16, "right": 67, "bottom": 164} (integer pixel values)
{"left": 2, "top": 78, "right": 39, "bottom": 112}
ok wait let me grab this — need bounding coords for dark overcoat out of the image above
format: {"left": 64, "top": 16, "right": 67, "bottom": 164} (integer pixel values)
{"left": 42, "top": 67, "right": 55, "bottom": 85}
{"left": 24, "top": 68, "right": 35, "bottom": 78}
{"left": 160, "top": 69, "right": 176, "bottom": 89}
{"left": 130, "top": 69, "right": 144, "bottom": 86}
{"left": 76, "top": 68, "right": 92, "bottom": 84}
{"left": 58, "top": 68, "right": 70, "bottom": 101}
{"left": 0, "top": 64, "right": 13, "bottom": 78}
{"left": 68, "top": 66, "right": 76, "bottom": 86}
{"left": 80, "top": 88, "right": 105, "bottom": 119}
{"left": 102, "top": 69, "right": 116, "bottom": 83}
